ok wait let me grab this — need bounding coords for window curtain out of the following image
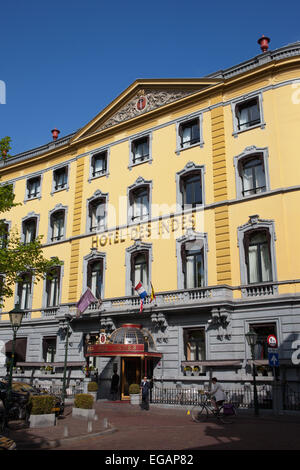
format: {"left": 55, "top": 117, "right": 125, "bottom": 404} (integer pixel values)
{"left": 52, "top": 212, "right": 64, "bottom": 240}
{"left": 47, "top": 269, "right": 60, "bottom": 307}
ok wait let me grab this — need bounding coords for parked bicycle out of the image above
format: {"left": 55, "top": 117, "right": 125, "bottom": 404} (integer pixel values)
{"left": 191, "top": 393, "right": 237, "bottom": 424}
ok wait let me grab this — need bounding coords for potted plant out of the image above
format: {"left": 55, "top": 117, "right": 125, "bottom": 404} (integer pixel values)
{"left": 29, "top": 395, "right": 56, "bottom": 428}
{"left": 193, "top": 366, "right": 200, "bottom": 376}
{"left": 72, "top": 393, "right": 95, "bottom": 420}
{"left": 184, "top": 366, "right": 192, "bottom": 376}
{"left": 129, "top": 384, "right": 140, "bottom": 405}
{"left": 87, "top": 381, "right": 98, "bottom": 401}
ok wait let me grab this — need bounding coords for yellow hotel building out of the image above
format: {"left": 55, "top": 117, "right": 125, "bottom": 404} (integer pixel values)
{"left": 1, "top": 39, "right": 300, "bottom": 404}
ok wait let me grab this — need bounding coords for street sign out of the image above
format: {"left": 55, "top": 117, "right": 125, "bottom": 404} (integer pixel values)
{"left": 267, "top": 334, "right": 278, "bottom": 348}
{"left": 268, "top": 351, "right": 279, "bottom": 367}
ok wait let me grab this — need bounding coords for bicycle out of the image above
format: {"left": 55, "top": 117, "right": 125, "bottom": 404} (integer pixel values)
{"left": 191, "top": 395, "right": 237, "bottom": 424}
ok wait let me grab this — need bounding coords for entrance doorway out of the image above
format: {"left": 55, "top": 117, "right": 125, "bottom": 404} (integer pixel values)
{"left": 121, "top": 357, "right": 142, "bottom": 399}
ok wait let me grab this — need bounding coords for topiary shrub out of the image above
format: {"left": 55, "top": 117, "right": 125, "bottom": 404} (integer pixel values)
{"left": 74, "top": 393, "right": 94, "bottom": 409}
{"left": 30, "top": 395, "right": 56, "bottom": 415}
{"left": 129, "top": 384, "right": 140, "bottom": 395}
{"left": 87, "top": 381, "right": 98, "bottom": 392}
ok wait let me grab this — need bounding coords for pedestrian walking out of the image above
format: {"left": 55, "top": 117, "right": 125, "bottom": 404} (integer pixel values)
{"left": 140, "top": 376, "right": 150, "bottom": 410}
{"left": 110, "top": 371, "right": 119, "bottom": 401}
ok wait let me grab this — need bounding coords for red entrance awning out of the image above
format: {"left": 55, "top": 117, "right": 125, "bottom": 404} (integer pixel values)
{"left": 86, "top": 343, "right": 162, "bottom": 358}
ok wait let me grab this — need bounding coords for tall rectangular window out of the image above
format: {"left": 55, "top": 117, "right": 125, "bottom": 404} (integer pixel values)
{"left": 53, "top": 167, "right": 68, "bottom": 191}
{"left": 236, "top": 98, "right": 261, "bottom": 131}
{"left": 50, "top": 211, "right": 65, "bottom": 241}
{"left": 91, "top": 152, "right": 107, "bottom": 178}
{"left": 18, "top": 274, "right": 32, "bottom": 310}
{"left": 87, "top": 260, "right": 103, "bottom": 299}
{"left": 131, "top": 187, "right": 149, "bottom": 222}
{"left": 179, "top": 119, "right": 200, "bottom": 149}
{"left": 23, "top": 218, "right": 37, "bottom": 244}
{"left": 43, "top": 337, "right": 57, "bottom": 362}
{"left": 245, "top": 231, "right": 272, "bottom": 284}
{"left": 27, "top": 176, "right": 41, "bottom": 199}
{"left": 131, "top": 252, "right": 148, "bottom": 295}
{"left": 46, "top": 268, "right": 60, "bottom": 307}
{"left": 184, "top": 329, "right": 206, "bottom": 361}
{"left": 89, "top": 199, "right": 106, "bottom": 232}
{"left": 132, "top": 136, "right": 149, "bottom": 164}
{"left": 182, "top": 241, "right": 204, "bottom": 289}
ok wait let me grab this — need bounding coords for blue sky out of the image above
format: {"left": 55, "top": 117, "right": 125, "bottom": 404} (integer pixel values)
{"left": 1, "top": 0, "right": 299, "bottom": 155}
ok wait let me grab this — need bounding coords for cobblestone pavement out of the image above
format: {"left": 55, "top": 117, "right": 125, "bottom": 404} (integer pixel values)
{"left": 3, "top": 401, "right": 300, "bottom": 452}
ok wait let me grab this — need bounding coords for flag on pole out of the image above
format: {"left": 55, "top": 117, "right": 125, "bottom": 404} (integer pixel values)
{"left": 150, "top": 282, "right": 156, "bottom": 303}
{"left": 135, "top": 282, "right": 147, "bottom": 313}
{"left": 76, "top": 288, "right": 98, "bottom": 318}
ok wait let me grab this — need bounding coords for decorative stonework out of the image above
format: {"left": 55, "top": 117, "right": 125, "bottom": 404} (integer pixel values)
{"left": 96, "top": 88, "right": 197, "bottom": 132}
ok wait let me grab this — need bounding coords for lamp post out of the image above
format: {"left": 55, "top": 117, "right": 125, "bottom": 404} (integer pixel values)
{"left": 245, "top": 330, "right": 259, "bottom": 416}
{"left": 61, "top": 311, "right": 73, "bottom": 407}
{"left": 6, "top": 304, "right": 24, "bottom": 409}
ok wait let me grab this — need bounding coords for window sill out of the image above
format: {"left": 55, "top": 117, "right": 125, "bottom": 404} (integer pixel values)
{"left": 175, "top": 141, "right": 204, "bottom": 156}
{"left": 128, "top": 157, "right": 152, "bottom": 170}
{"left": 88, "top": 172, "right": 109, "bottom": 183}
{"left": 51, "top": 186, "right": 69, "bottom": 196}
{"left": 232, "top": 121, "right": 266, "bottom": 138}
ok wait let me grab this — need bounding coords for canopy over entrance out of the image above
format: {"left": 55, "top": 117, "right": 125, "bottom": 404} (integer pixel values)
{"left": 86, "top": 324, "right": 161, "bottom": 358}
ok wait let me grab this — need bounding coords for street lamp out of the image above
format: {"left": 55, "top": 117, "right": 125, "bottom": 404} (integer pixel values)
{"left": 245, "top": 330, "right": 259, "bottom": 416}
{"left": 6, "top": 304, "right": 24, "bottom": 407}
{"left": 61, "top": 311, "right": 74, "bottom": 407}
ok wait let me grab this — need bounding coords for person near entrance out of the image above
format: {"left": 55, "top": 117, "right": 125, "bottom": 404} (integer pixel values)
{"left": 110, "top": 371, "right": 120, "bottom": 401}
{"left": 140, "top": 376, "right": 150, "bottom": 410}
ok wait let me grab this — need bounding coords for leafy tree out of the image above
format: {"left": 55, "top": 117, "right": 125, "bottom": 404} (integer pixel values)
{"left": 0, "top": 137, "right": 62, "bottom": 308}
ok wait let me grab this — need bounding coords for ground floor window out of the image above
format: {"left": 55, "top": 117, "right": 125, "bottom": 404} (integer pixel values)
{"left": 184, "top": 328, "right": 206, "bottom": 361}
{"left": 249, "top": 322, "right": 277, "bottom": 360}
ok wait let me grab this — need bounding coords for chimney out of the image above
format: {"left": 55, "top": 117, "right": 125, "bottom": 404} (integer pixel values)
{"left": 51, "top": 128, "right": 60, "bottom": 141}
{"left": 258, "top": 35, "right": 270, "bottom": 53}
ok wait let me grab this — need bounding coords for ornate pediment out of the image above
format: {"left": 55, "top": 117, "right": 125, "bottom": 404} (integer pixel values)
{"left": 94, "top": 88, "right": 197, "bottom": 132}
{"left": 72, "top": 79, "right": 220, "bottom": 142}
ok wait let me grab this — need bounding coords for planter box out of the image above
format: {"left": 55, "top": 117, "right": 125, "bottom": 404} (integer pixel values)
{"left": 72, "top": 407, "right": 96, "bottom": 420}
{"left": 29, "top": 413, "right": 56, "bottom": 428}
{"left": 130, "top": 394, "right": 141, "bottom": 405}
{"left": 88, "top": 391, "right": 98, "bottom": 401}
